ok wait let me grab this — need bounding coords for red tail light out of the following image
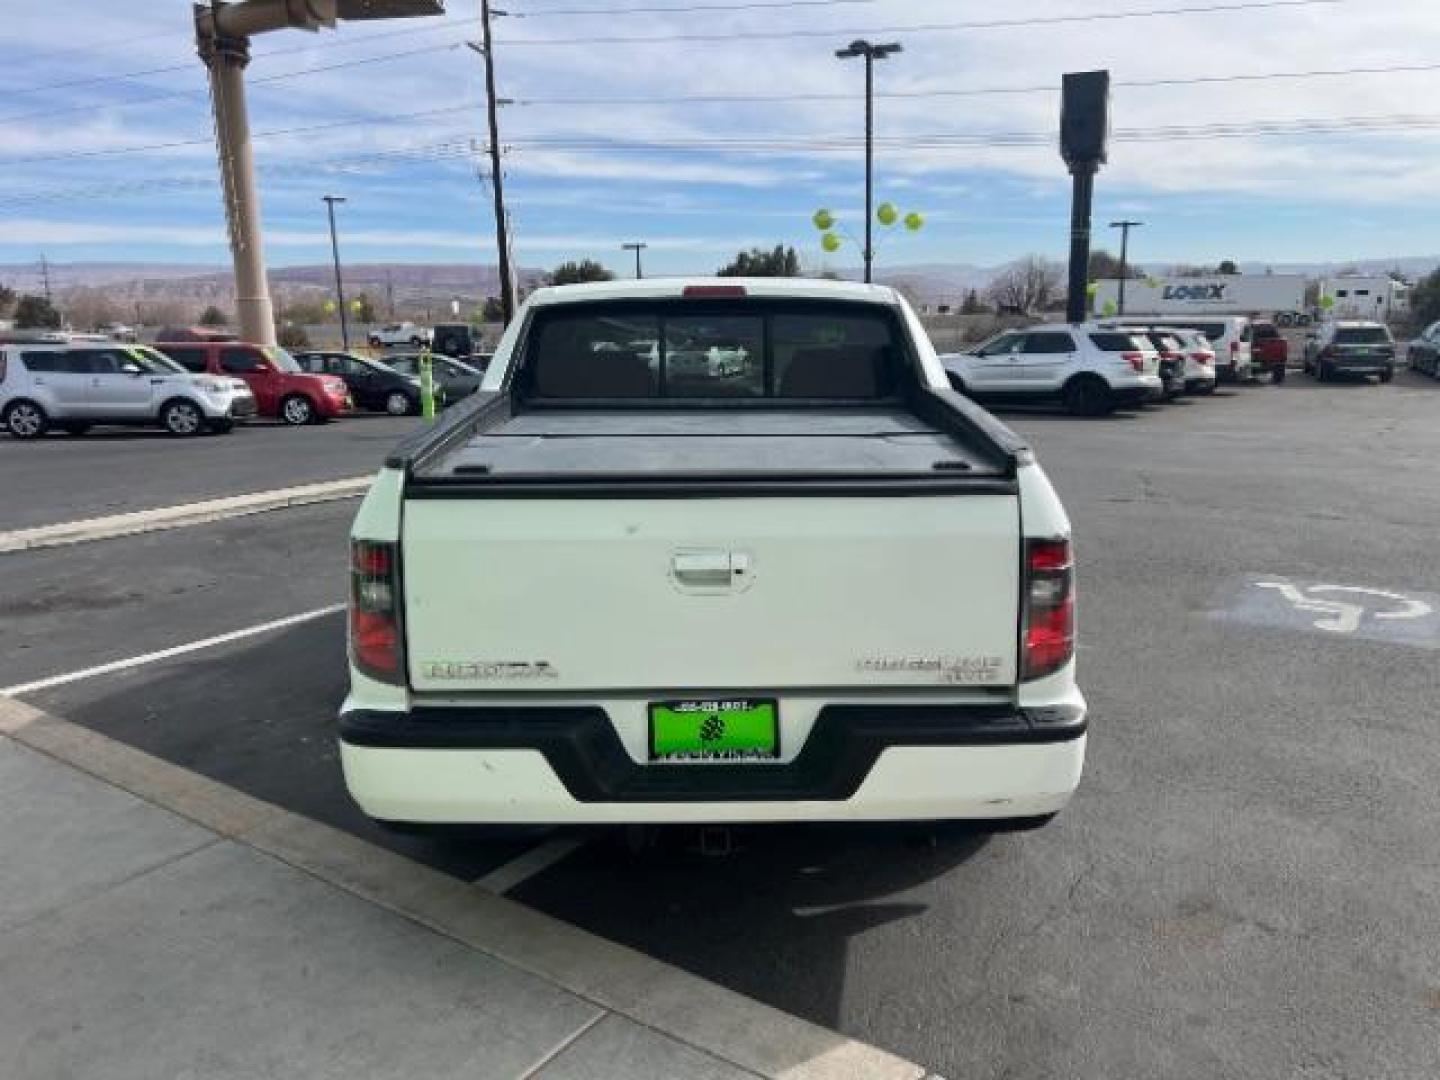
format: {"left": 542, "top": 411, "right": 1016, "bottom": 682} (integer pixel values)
{"left": 1230, "top": 341, "right": 1239, "bottom": 356}
{"left": 1122, "top": 352, "right": 1145, "bottom": 372}
{"left": 683, "top": 285, "right": 747, "bottom": 298}
{"left": 350, "top": 539, "right": 403, "bottom": 683}
{"left": 1023, "top": 538, "right": 1075, "bottom": 682}
{"left": 1190, "top": 352, "right": 1212, "bottom": 366}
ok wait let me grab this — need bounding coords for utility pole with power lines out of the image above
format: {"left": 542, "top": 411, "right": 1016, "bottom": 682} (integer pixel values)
{"left": 468, "top": 0, "right": 515, "bottom": 326}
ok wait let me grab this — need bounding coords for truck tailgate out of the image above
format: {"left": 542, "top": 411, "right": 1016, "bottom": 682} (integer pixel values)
{"left": 402, "top": 494, "right": 1021, "bottom": 693}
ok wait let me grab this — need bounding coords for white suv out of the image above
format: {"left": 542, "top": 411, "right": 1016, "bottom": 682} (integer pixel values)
{"left": 366, "top": 322, "right": 432, "bottom": 348}
{"left": 941, "top": 323, "right": 1164, "bottom": 416}
{"left": 1, "top": 343, "right": 255, "bottom": 438}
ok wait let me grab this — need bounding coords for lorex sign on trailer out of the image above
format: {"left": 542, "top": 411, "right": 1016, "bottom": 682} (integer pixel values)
{"left": 1093, "top": 274, "right": 1306, "bottom": 316}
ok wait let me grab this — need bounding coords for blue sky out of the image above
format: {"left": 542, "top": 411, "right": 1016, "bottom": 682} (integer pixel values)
{"left": 2, "top": 0, "right": 1439, "bottom": 282}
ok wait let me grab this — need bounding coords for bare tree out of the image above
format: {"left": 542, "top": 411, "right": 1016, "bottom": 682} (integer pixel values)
{"left": 64, "top": 287, "right": 120, "bottom": 330}
{"left": 985, "top": 256, "right": 1061, "bottom": 315}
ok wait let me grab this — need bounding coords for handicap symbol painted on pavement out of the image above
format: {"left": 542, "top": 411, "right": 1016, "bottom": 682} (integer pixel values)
{"left": 1213, "top": 575, "right": 1440, "bottom": 649}
{"left": 1252, "top": 581, "right": 1433, "bottom": 635}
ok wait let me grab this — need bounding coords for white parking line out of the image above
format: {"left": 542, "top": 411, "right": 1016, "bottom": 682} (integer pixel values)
{"left": 0, "top": 476, "right": 371, "bottom": 555}
{"left": 474, "top": 835, "right": 588, "bottom": 895}
{"left": 0, "top": 604, "right": 346, "bottom": 697}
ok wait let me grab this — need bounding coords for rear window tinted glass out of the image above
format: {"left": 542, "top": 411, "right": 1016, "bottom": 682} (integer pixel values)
{"left": 527, "top": 303, "right": 898, "bottom": 401}
{"left": 1334, "top": 327, "right": 1391, "bottom": 345}
{"left": 668, "top": 315, "right": 764, "bottom": 398}
{"left": 1252, "top": 324, "right": 1279, "bottom": 339}
{"left": 1088, "top": 332, "right": 1143, "bottom": 352}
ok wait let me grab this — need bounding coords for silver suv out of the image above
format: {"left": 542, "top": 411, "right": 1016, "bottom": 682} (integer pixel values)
{"left": 0, "top": 343, "right": 256, "bottom": 439}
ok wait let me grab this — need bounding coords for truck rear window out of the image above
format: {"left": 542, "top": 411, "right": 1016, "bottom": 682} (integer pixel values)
{"left": 524, "top": 302, "right": 901, "bottom": 401}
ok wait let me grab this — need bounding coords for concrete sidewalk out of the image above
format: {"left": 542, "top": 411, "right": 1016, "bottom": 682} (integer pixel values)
{"left": 0, "top": 698, "right": 927, "bottom": 1080}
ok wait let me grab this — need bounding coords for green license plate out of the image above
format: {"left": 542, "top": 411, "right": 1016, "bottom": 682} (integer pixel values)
{"left": 649, "top": 699, "right": 779, "bottom": 762}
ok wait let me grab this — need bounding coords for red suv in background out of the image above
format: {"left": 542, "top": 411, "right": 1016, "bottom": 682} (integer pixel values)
{"left": 155, "top": 340, "right": 351, "bottom": 424}
{"left": 1250, "top": 321, "right": 1289, "bottom": 383}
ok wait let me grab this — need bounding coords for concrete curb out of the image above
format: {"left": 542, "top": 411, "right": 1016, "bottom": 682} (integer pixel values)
{"left": 0, "top": 476, "right": 372, "bottom": 555}
{"left": 0, "top": 696, "right": 925, "bottom": 1080}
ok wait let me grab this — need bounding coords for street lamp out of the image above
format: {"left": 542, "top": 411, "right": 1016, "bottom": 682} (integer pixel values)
{"left": 622, "top": 242, "right": 648, "bottom": 279}
{"left": 835, "top": 39, "right": 902, "bottom": 284}
{"left": 322, "top": 195, "right": 349, "bottom": 350}
{"left": 194, "top": 0, "right": 444, "bottom": 347}
{"left": 1109, "top": 220, "right": 1143, "bottom": 315}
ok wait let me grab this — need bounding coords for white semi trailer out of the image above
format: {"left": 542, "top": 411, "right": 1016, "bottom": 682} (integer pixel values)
{"left": 1093, "top": 274, "right": 1308, "bottom": 324}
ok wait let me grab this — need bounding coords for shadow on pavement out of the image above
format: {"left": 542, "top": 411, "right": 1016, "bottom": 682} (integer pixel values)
{"left": 515, "top": 819, "right": 990, "bottom": 1029}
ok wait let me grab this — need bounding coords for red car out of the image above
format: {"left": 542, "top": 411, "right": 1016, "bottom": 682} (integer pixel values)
{"left": 155, "top": 340, "right": 351, "bottom": 424}
{"left": 1250, "top": 321, "right": 1289, "bottom": 383}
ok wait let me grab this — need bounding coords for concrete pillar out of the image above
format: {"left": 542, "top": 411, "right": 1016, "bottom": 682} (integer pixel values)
{"left": 197, "top": 24, "right": 277, "bottom": 346}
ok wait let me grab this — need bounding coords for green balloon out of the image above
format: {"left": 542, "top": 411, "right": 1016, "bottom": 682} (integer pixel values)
{"left": 1086, "top": 281, "right": 1098, "bottom": 298}
{"left": 1319, "top": 294, "right": 1335, "bottom": 309}
{"left": 1101, "top": 300, "right": 1118, "bottom": 317}
{"left": 821, "top": 232, "right": 842, "bottom": 253}
{"left": 903, "top": 211, "right": 924, "bottom": 232}
{"left": 877, "top": 202, "right": 899, "bottom": 226}
{"left": 813, "top": 209, "right": 835, "bottom": 231}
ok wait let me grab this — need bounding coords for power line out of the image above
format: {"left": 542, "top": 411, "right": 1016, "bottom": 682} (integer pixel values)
{"left": 509, "top": 0, "right": 881, "bottom": 14}
{"left": 0, "top": 41, "right": 468, "bottom": 124}
{"left": 494, "top": 0, "right": 1357, "bottom": 45}
{"left": 2, "top": 104, "right": 481, "bottom": 164}
{"left": 5, "top": 0, "right": 1355, "bottom": 98}
{"left": 6, "top": 104, "right": 1438, "bottom": 170}
{"left": 4, "top": 109, "right": 1438, "bottom": 208}
{"left": 507, "top": 59, "right": 1440, "bottom": 106}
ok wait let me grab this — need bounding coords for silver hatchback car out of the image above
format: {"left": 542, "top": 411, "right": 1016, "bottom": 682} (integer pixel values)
{"left": 1, "top": 343, "right": 256, "bottom": 438}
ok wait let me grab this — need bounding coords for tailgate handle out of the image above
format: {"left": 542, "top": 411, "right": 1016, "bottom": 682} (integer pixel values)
{"left": 672, "top": 550, "right": 749, "bottom": 590}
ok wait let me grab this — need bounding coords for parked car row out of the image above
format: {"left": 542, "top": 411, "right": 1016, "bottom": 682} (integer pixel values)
{"left": 939, "top": 321, "right": 1223, "bottom": 416}
{"left": 939, "top": 311, "right": 1409, "bottom": 417}
{"left": 0, "top": 342, "right": 256, "bottom": 438}
{"left": 1, "top": 332, "right": 488, "bottom": 439}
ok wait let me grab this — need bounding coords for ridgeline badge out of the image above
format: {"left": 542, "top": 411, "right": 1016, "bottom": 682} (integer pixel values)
{"left": 423, "top": 660, "right": 559, "bottom": 681}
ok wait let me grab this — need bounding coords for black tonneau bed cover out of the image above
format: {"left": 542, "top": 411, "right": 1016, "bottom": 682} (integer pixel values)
{"left": 424, "top": 409, "right": 985, "bottom": 479}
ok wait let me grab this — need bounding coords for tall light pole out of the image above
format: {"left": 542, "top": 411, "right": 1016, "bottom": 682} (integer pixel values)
{"left": 1110, "top": 220, "right": 1143, "bottom": 316}
{"left": 835, "top": 39, "right": 901, "bottom": 284}
{"left": 322, "top": 195, "right": 350, "bottom": 349}
{"left": 622, "top": 242, "right": 647, "bottom": 279}
{"left": 194, "top": 1, "right": 444, "bottom": 347}
{"left": 467, "top": 3, "right": 515, "bottom": 326}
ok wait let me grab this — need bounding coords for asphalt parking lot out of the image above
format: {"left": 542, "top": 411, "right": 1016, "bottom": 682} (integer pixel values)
{"left": 3, "top": 372, "right": 1439, "bottom": 1080}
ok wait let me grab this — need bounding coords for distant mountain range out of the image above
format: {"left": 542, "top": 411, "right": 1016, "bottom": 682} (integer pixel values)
{"left": 3, "top": 256, "right": 1436, "bottom": 318}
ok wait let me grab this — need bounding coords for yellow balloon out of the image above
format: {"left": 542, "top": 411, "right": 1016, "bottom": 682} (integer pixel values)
{"left": 821, "top": 232, "right": 842, "bottom": 253}
{"left": 350, "top": 299, "right": 363, "bottom": 312}
{"left": 903, "top": 211, "right": 924, "bottom": 232}
{"left": 877, "top": 202, "right": 899, "bottom": 226}
{"left": 323, "top": 300, "right": 336, "bottom": 314}
{"left": 813, "top": 209, "right": 835, "bottom": 231}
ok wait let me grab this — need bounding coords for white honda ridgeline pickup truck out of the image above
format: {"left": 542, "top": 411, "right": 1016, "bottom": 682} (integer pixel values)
{"left": 340, "top": 279, "right": 1086, "bottom": 831}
